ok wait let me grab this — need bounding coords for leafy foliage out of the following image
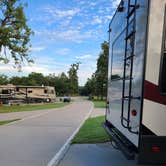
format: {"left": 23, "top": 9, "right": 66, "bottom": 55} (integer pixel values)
{"left": 68, "top": 62, "right": 80, "bottom": 94}
{"left": 84, "top": 73, "right": 96, "bottom": 96}
{"left": 0, "top": 74, "right": 9, "bottom": 84}
{"left": 0, "top": 0, "right": 33, "bottom": 68}
{"left": 0, "top": 62, "right": 80, "bottom": 96}
{"left": 95, "top": 41, "right": 108, "bottom": 99}
{"left": 83, "top": 41, "right": 109, "bottom": 99}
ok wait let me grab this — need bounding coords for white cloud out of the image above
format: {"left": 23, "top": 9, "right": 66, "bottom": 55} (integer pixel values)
{"left": 76, "top": 54, "right": 96, "bottom": 60}
{"left": 89, "top": 2, "right": 97, "bottom": 6}
{"left": 34, "top": 6, "right": 81, "bottom": 26}
{"left": 92, "top": 16, "right": 103, "bottom": 25}
{"left": 0, "top": 60, "right": 70, "bottom": 78}
{"left": 55, "top": 48, "right": 70, "bottom": 55}
{"left": 104, "top": 15, "right": 113, "bottom": 20}
{"left": 0, "top": 63, "right": 49, "bottom": 75}
{"left": 55, "top": 9, "right": 80, "bottom": 18}
{"left": 78, "top": 61, "right": 97, "bottom": 86}
{"left": 41, "top": 6, "right": 80, "bottom": 19}
{"left": 35, "top": 29, "right": 94, "bottom": 43}
{"left": 30, "top": 46, "right": 46, "bottom": 52}
{"left": 112, "top": 0, "right": 121, "bottom": 8}
{"left": 23, "top": 65, "right": 50, "bottom": 75}
{"left": 0, "top": 56, "right": 96, "bottom": 86}
{"left": 0, "top": 65, "right": 12, "bottom": 71}
{"left": 55, "top": 30, "right": 93, "bottom": 42}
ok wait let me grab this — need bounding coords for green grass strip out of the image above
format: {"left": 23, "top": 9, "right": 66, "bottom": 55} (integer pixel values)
{"left": 0, "top": 119, "right": 21, "bottom": 125}
{"left": 0, "top": 102, "right": 69, "bottom": 113}
{"left": 92, "top": 100, "right": 106, "bottom": 108}
{"left": 72, "top": 116, "right": 110, "bottom": 144}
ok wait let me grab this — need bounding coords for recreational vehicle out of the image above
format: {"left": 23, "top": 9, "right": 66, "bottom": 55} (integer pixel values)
{"left": 0, "top": 85, "right": 56, "bottom": 103}
{"left": 103, "top": 0, "right": 166, "bottom": 164}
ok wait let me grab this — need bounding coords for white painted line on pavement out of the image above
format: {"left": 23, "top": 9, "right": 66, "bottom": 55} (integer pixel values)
{"left": 47, "top": 102, "right": 94, "bottom": 166}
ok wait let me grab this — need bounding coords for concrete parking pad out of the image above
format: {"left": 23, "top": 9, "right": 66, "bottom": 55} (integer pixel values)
{"left": 90, "top": 108, "right": 105, "bottom": 117}
{"left": 58, "top": 143, "right": 150, "bottom": 166}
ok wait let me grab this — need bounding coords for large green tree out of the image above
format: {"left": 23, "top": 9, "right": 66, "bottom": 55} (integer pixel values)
{"left": 10, "top": 76, "right": 29, "bottom": 85}
{"left": 84, "top": 73, "right": 96, "bottom": 96}
{"left": 0, "top": 0, "right": 33, "bottom": 67}
{"left": 28, "top": 72, "right": 45, "bottom": 86}
{"left": 58, "top": 72, "right": 69, "bottom": 95}
{"left": 68, "top": 63, "right": 80, "bottom": 95}
{"left": 45, "top": 73, "right": 70, "bottom": 96}
{"left": 95, "top": 41, "right": 109, "bottom": 99}
{"left": 83, "top": 41, "right": 109, "bottom": 99}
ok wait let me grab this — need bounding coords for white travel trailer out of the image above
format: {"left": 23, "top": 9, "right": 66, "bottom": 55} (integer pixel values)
{"left": 103, "top": 0, "right": 166, "bottom": 164}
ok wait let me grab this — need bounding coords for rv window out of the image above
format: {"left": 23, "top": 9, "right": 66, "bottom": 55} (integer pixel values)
{"left": 44, "top": 90, "right": 47, "bottom": 94}
{"left": 111, "top": 30, "right": 126, "bottom": 80}
{"left": 51, "top": 90, "right": 54, "bottom": 94}
{"left": 2, "top": 89, "right": 10, "bottom": 94}
{"left": 28, "top": 90, "right": 32, "bottom": 93}
{"left": 159, "top": 8, "right": 166, "bottom": 94}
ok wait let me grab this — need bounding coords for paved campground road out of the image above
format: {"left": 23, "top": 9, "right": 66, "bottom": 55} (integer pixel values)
{"left": 0, "top": 98, "right": 92, "bottom": 166}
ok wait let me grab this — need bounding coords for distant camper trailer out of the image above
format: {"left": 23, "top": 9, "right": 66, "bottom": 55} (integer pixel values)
{"left": 0, "top": 85, "right": 56, "bottom": 104}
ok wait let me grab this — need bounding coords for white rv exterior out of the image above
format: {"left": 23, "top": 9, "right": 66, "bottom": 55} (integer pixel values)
{"left": 0, "top": 85, "right": 56, "bottom": 103}
{"left": 104, "top": 0, "right": 166, "bottom": 164}
{"left": 143, "top": 0, "right": 166, "bottom": 137}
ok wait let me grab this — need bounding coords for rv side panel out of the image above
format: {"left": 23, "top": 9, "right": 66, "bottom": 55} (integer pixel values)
{"left": 142, "top": 0, "right": 166, "bottom": 136}
{"left": 106, "top": 0, "right": 149, "bottom": 147}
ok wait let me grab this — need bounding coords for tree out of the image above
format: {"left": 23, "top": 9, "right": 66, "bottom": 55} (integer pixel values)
{"left": 0, "top": 74, "right": 8, "bottom": 84}
{"left": 68, "top": 63, "right": 80, "bottom": 95}
{"left": 28, "top": 72, "right": 45, "bottom": 86}
{"left": 95, "top": 41, "right": 109, "bottom": 100}
{"left": 44, "top": 73, "right": 70, "bottom": 96}
{"left": 10, "top": 76, "right": 30, "bottom": 85}
{"left": 0, "top": 0, "right": 33, "bottom": 67}
{"left": 58, "top": 72, "right": 69, "bottom": 95}
{"left": 84, "top": 73, "right": 96, "bottom": 96}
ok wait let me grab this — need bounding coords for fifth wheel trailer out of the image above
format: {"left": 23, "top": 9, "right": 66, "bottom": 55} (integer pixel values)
{"left": 103, "top": 0, "right": 166, "bottom": 164}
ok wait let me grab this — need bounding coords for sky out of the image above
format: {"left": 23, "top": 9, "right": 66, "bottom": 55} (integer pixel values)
{"left": 0, "top": 0, "right": 120, "bottom": 86}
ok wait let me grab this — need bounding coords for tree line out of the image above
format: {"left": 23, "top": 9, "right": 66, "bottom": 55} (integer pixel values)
{"left": 81, "top": 41, "right": 109, "bottom": 100}
{"left": 0, "top": 40, "right": 109, "bottom": 98}
{"left": 0, "top": 63, "right": 80, "bottom": 96}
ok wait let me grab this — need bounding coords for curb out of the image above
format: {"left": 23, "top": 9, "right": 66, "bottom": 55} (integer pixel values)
{"left": 47, "top": 102, "right": 94, "bottom": 166}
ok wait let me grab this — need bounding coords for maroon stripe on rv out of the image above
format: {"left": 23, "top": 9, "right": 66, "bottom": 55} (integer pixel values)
{"left": 144, "top": 80, "right": 166, "bottom": 105}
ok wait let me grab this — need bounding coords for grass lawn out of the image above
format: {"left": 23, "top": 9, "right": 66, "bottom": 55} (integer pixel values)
{"left": 0, "top": 119, "right": 21, "bottom": 125}
{"left": 93, "top": 100, "right": 106, "bottom": 108}
{"left": 71, "top": 116, "right": 110, "bottom": 144}
{"left": 0, "top": 102, "right": 69, "bottom": 113}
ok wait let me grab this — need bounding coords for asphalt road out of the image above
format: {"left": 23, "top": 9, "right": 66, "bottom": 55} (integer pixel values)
{"left": 0, "top": 98, "right": 92, "bottom": 166}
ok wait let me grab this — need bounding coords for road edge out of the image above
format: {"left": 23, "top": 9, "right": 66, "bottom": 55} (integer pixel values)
{"left": 47, "top": 101, "right": 94, "bottom": 166}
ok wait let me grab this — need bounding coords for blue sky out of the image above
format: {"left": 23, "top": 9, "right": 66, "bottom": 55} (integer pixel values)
{"left": 0, "top": 0, "right": 120, "bottom": 85}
